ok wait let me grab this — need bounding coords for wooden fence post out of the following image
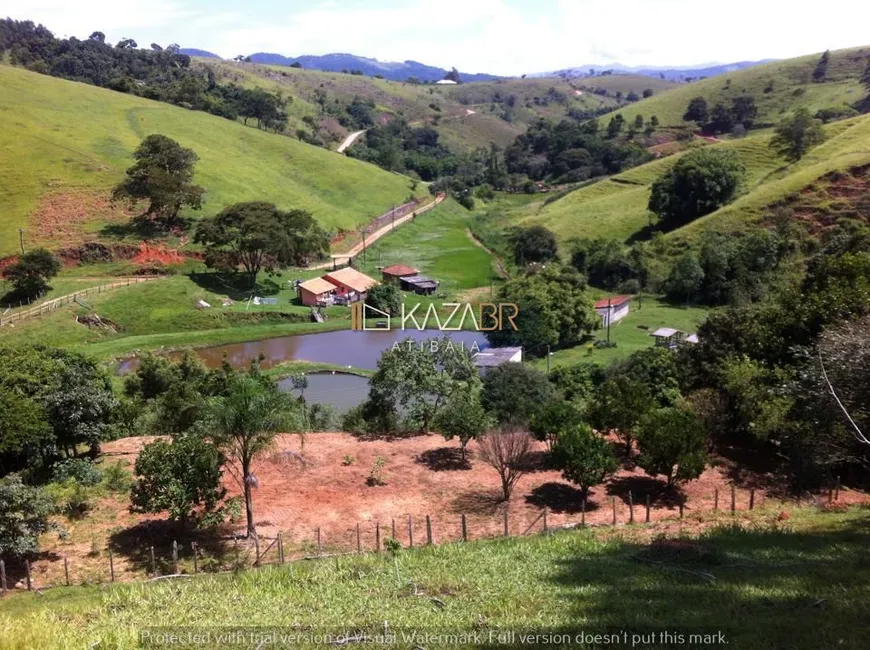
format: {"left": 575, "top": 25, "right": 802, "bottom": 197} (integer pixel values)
{"left": 0, "top": 559, "right": 6, "bottom": 595}
{"left": 25, "top": 560, "right": 32, "bottom": 591}
{"left": 64, "top": 557, "right": 70, "bottom": 587}
{"left": 581, "top": 499, "right": 586, "bottom": 527}
{"left": 317, "top": 527, "right": 322, "bottom": 556}
{"left": 461, "top": 514, "right": 468, "bottom": 542}
{"left": 356, "top": 524, "right": 362, "bottom": 554}
{"left": 172, "top": 540, "right": 179, "bottom": 574}
{"left": 628, "top": 491, "right": 634, "bottom": 524}
{"left": 150, "top": 546, "right": 156, "bottom": 576}
{"left": 278, "top": 533, "right": 285, "bottom": 564}
{"left": 714, "top": 488, "right": 719, "bottom": 512}
{"left": 611, "top": 498, "right": 617, "bottom": 525}
{"left": 375, "top": 522, "right": 381, "bottom": 552}
{"left": 749, "top": 489, "right": 755, "bottom": 511}
{"left": 543, "top": 509, "right": 548, "bottom": 534}
{"left": 731, "top": 486, "right": 736, "bottom": 514}
{"left": 391, "top": 519, "right": 396, "bottom": 541}
{"left": 645, "top": 494, "right": 651, "bottom": 523}
{"left": 192, "top": 543, "right": 199, "bottom": 574}
{"left": 408, "top": 515, "right": 414, "bottom": 548}
{"left": 426, "top": 515, "right": 433, "bottom": 546}
{"left": 109, "top": 548, "right": 115, "bottom": 582}
{"left": 503, "top": 509, "right": 509, "bottom": 537}
{"left": 835, "top": 476, "right": 841, "bottom": 501}
{"left": 679, "top": 498, "right": 684, "bottom": 519}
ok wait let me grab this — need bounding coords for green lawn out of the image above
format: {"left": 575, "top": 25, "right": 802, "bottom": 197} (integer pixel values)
{"left": 0, "top": 64, "right": 423, "bottom": 257}
{"left": 1, "top": 506, "right": 868, "bottom": 649}
{"left": 355, "top": 198, "right": 497, "bottom": 293}
{"left": 532, "top": 296, "right": 709, "bottom": 369}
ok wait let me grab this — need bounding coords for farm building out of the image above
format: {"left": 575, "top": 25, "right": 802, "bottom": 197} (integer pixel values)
{"left": 650, "top": 328, "right": 700, "bottom": 349}
{"left": 399, "top": 274, "right": 439, "bottom": 295}
{"left": 473, "top": 347, "right": 523, "bottom": 376}
{"left": 298, "top": 277, "right": 337, "bottom": 307}
{"left": 323, "top": 267, "right": 379, "bottom": 303}
{"left": 381, "top": 264, "right": 419, "bottom": 283}
{"left": 594, "top": 295, "right": 631, "bottom": 326}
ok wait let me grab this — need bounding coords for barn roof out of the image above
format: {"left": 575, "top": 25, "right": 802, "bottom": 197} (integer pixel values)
{"left": 324, "top": 267, "right": 379, "bottom": 293}
{"left": 298, "top": 277, "right": 337, "bottom": 295}
{"left": 650, "top": 327, "right": 683, "bottom": 338}
{"left": 382, "top": 264, "right": 419, "bottom": 277}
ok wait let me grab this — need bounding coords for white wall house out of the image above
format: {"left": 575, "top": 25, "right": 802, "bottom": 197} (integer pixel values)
{"left": 595, "top": 296, "right": 631, "bottom": 327}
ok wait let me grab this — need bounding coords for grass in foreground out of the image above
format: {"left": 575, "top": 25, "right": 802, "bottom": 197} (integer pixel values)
{"left": 0, "top": 506, "right": 868, "bottom": 649}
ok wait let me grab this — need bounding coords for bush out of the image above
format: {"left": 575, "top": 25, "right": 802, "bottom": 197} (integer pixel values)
{"left": 52, "top": 458, "right": 103, "bottom": 487}
{"left": 101, "top": 461, "right": 133, "bottom": 493}
{"left": 44, "top": 479, "right": 94, "bottom": 518}
{"left": 0, "top": 475, "right": 55, "bottom": 557}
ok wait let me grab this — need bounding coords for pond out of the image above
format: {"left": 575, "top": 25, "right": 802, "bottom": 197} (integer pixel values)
{"left": 277, "top": 372, "right": 370, "bottom": 412}
{"left": 166, "top": 328, "right": 490, "bottom": 371}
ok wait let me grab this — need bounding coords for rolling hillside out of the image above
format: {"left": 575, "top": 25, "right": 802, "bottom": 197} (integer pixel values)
{"left": 512, "top": 113, "right": 870, "bottom": 245}
{"left": 606, "top": 46, "right": 870, "bottom": 129}
{"left": 0, "top": 64, "right": 423, "bottom": 258}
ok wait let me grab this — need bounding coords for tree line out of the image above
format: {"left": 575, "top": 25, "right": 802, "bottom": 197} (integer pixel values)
{"left": 0, "top": 19, "right": 288, "bottom": 132}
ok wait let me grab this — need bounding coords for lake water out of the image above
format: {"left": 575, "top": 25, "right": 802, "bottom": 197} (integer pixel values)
{"left": 277, "top": 372, "right": 370, "bottom": 412}
{"left": 168, "top": 328, "right": 490, "bottom": 371}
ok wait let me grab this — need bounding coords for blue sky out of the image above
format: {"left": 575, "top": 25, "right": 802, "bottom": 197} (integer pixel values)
{"left": 4, "top": 0, "right": 870, "bottom": 75}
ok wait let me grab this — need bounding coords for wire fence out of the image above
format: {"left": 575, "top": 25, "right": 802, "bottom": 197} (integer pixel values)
{"left": 0, "top": 277, "right": 161, "bottom": 327}
{"left": 1, "top": 481, "right": 843, "bottom": 595}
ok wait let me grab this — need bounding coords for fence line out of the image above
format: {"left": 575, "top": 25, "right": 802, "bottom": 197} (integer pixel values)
{"left": 0, "top": 277, "right": 161, "bottom": 327}
{"left": 0, "top": 482, "right": 834, "bottom": 596}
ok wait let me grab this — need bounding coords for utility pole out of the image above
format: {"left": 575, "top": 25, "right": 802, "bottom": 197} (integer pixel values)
{"left": 18, "top": 228, "right": 25, "bottom": 255}
{"left": 362, "top": 229, "right": 367, "bottom": 263}
{"left": 546, "top": 344, "right": 551, "bottom": 373}
{"left": 606, "top": 298, "right": 612, "bottom": 345}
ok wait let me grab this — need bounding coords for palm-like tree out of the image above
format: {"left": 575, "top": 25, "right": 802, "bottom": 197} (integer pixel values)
{"left": 206, "top": 373, "right": 302, "bottom": 538}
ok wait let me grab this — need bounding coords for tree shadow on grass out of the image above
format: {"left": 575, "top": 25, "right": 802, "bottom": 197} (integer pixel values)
{"left": 1, "top": 550, "right": 61, "bottom": 588}
{"left": 525, "top": 482, "right": 602, "bottom": 514}
{"left": 714, "top": 443, "right": 787, "bottom": 497}
{"left": 517, "top": 449, "right": 555, "bottom": 472}
{"left": 546, "top": 508, "right": 870, "bottom": 648}
{"left": 415, "top": 447, "right": 472, "bottom": 471}
{"left": 187, "top": 272, "right": 282, "bottom": 301}
{"left": 450, "top": 489, "right": 504, "bottom": 516}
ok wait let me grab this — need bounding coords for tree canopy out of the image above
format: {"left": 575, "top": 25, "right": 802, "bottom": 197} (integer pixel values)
{"left": 770, "top": 108, "right": 826, "bottom": 161}
{"left": 1, "top": 248, "right": 61, "bottom": 303}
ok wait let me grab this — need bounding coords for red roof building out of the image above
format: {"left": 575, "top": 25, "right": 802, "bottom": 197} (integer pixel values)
{"left": 594, "top": 295, "right": 632, "bottom": 326}
{"left": 381, "top": 264, "right": 419, "bottom": 282}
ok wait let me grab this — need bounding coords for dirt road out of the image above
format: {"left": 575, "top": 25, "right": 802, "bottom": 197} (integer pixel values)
{"left": 337, "top": 130, "right": 367, "bottom": 153}
{"left": 308, "top": 194, "right": 445, "bottom": 269}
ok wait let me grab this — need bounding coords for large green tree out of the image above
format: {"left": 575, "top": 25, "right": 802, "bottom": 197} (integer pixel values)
{"left": 195, "top": 202, "right": 329, "bottom": 281}
{"left": 0, "top": 475, "right": 55, "bottom": 558}
{"left": 130, "top": 436, "right": 229, "bottom": 529}
{"left": 482, "top": 362, "right": 554, "bottom": 427}
{"left": 588, "top": 375, "right": 654, "bottom": 456}
{"left": 111, "top": 134, "right": 204, "bottom": 228}
{"left": 649, "top": 149, "right": 744, "bottom": 229}
{"left": 552, "top": 424, "right": 619, "bottom": 499}
{"left": 770, "top": 108, "right": 825, "bottom": 161}
{"left": 512, "top": 225, "right": 559, "bottom": 265}
{"left": 2, "top": 248, "right": 61, "bottom": 302}
{"left": 433, "top": 391, "right": 490, "bottom": 460}
{"left": 636, "top": 406, "right": 708, "bottom": 487}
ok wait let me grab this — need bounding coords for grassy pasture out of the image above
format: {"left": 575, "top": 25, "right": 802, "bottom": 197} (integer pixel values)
{"left": 0, "top": 505, "right": 868, "bottom": 649}
{"left": 0, "top": 64, "right": 422, "bottom": 257}
{"left": 606, "top": 46, "right": 870, "bottom": 129}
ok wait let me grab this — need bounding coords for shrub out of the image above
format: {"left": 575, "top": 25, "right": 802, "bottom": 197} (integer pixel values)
{"left": 52, "top": 458, "right": 103, "bottom": 486}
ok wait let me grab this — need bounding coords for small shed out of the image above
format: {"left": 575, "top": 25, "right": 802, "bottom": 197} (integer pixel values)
{"left": 399, "top": 274, "right": 439, "bottom": 295}
{"left": 473, "top": 347, "right": 523, "bottom": 376}
{"left": 323, "top": 267, "right": 379, "bottom": 302}
{"left": 436, "top": 79, "right": 458, "bottom": 85}
{"left": 298, "top": 277, "right": 338, "bottom": 307}
{"left": 382, "top": 264, "right": 419, "bottom": 283}
{"left": 650, "top": 327, "right": 686, "bottom": 349}
{"left": 594, "top": 295, "right": 631, "bottom": 326}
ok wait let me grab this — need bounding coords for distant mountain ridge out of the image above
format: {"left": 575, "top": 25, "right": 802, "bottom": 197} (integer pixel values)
{"left": 246, "top": 52, "right": 501, "bottom": 82}
{"left": 178, "top": 48, "right": 221, "bottom": 59}
{"left": 532, "top": 60, "right": 775, "bottom": 81}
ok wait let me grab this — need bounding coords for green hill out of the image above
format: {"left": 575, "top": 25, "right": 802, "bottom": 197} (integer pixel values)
{"left": 512, "top": 113, "right": 870, "bottom": 244}
{"left": 0, "top": 64, "right": 422, "bottom": 257}
{"left": 607, "top": 46, "right": 869, "bottom": 129}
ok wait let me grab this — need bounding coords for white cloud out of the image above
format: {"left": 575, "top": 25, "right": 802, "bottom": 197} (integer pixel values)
{"left": 3, "top": 0, "right": 870, "bottom": 74}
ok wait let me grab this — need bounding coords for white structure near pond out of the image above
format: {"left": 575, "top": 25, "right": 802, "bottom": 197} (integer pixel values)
{"left": 473, "top": 347, "right": 523, "bottom": 376}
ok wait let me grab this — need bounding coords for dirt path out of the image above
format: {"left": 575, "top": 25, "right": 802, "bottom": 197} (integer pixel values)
{"left": 308, "top": 194, "right": 445, "bottom": 269}
{"left": 466, "top": 228, "right": 509, "bottom": 279}
{"left": 337, "top": 129, "right": 367, "bottom": 153}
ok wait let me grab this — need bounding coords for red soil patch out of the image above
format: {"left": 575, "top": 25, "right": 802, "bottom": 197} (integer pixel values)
{"left": 774, "top": 164, "right": 870, "bottom": 234}
{"left": 132, "top": 242, "right": 187, "bottom": 265}
{"left": 30, "top": 190, "right": 136, "bottom": 248}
